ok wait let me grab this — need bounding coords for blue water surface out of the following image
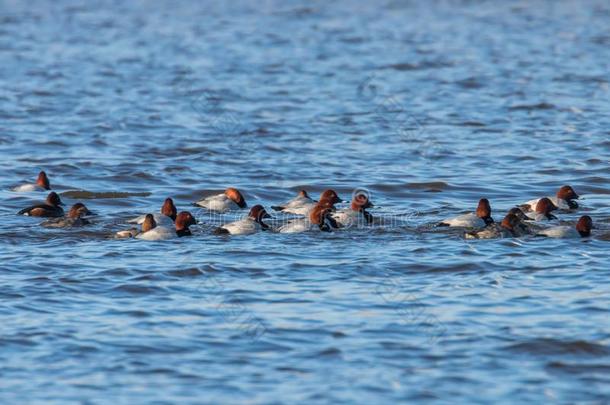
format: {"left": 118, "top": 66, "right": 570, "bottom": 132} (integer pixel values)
{"left": 1, "top": 1, "right": 610, "bottom": 403}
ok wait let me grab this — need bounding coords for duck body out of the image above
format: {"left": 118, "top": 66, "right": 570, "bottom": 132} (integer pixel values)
{"left": 13, "top": 184, "right": 48, "bottom": 192}
{"left": 439, "top": 212, "right": 489, "bottom": 228}
{"left": 271, "top": 190, "right": 315, "bottom": 215}
{"left": 18, "top": 204, "right": 64, "bottom": 217}
{"left": 136, "top": 226, "right": 177, "bottom": 240}
{"left": 537, "top": 226, "right": 580, "bottom": 239}
{"left": 194, "top": 188, "right": 247, "bottom": 213}
{"left": 216, "top": 218, "right": 264, "bottom": 235}
{"left": 277, "top": 218, "right": 315, "bottom": 233}
{"left": 331, "top": 209, "right": 372, "bottom": 228}
{"left": 18, "top": 192, "right": 64, "bottom": 217}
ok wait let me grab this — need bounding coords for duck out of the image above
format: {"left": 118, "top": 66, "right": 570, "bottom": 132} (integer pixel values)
{"left": 277, "top": 200, "right": 339, "bottom": 233}
{"left": 520, "top": 185, "right": 580, "bottom": 211}
{"left": 464, "top": 212, "right": 530, "bottom": 239}
{"left": 18, "top": 192, "right": 64, "bottom": 217}
{"left": 214, "top": 205, "right": 271, "bottom": 235}
{"left": 128, "top": 197, "right": 177, "bottom": 226}
{"left": 272, "top": 189, "right": 343, "bottom": 216}
{"left": 537, "top": 215, "right": 594, "bottom": 238}
{"left": 438, "top": 198, "right": 494, "bottom": 228}
{"left": 525, "top": 197, "right": 558, "bottom": 221}
{"left": 42, "top": 203, "right": 94, "bottom": 227}
{"left": 117, "top": 211, "right": 196, "bottom": 240}
{"left": 331, "top": 191, "right": 374, "bottom": 228}
{"left": 271, "top": 189, "right": 314, "bottom": 214}
{"left": 194, "top": 188, "right": 247, "bottom": 212}
{"left": 13, "top": 171, "right": 52, "bottom": 192}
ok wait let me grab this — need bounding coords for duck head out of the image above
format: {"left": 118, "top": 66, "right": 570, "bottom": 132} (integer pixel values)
{"left": 476, "top": 198, "right": 493, "bottom": 225}
{"left": 226, "top": 188, "right": 247, "bottom": 208}
{"left": 37, "top": 171, "right": 51, "bottom": 190}
{"left": 557, "top": 185, "right": 579, "bottom": 209}
{"left": 161, "top": 197, "right": 177, "bottom": 221}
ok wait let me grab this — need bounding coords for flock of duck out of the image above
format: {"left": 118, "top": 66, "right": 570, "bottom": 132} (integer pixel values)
{"left": 13, "top": 171, "right": 594, "bottom": 241}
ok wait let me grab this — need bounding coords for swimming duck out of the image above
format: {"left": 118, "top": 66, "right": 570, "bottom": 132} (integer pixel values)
{"left": 194, "top": 188, "right": 247, "bottom": 212}
{"left": 438, "top": 198, "right": 494, "bottom": 228}
{"left": 13, "top": 171, "right": 51, "bottom": 192}
{"left": 520, "top": 185, "right": 580, "bottom": 211}
{"left": 18, "top": 192, "right": 64, "bottom": 217}
{"left": 42, "top": 202, "right": 94, "bottom": 227}
{"left": 214, "top": 205, "right": 271, "bottom": 235}
{"left": 526, "top": 197, "right": 558, "bottom": 221}
{"left": 331, "top": 192, "right": 374, "bottom": 228}
{"left": 537, "top": 215, "right": 594, "bottom": 238}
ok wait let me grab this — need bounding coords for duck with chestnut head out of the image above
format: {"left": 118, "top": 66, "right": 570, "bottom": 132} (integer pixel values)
{"left": 331, "top": 191, "right": 374, "bottom": 229}
{"left": 438, "top": 198, "right": 494, "bottom": 228}
{"left": 537, "top": 215, "right": 594, "bottom": 238}
{"left": 42, "top": 202, "right": 95, "bottom": 227}
{"left": 13, "top": 171, "right": 52, "bottom": 192}
{"left": 520, "top": 185, "right": 580, "bottom": 212}
{"left": 525, "top": 197, "right": 559, "bottom": 221}
{"left": 18, "top": 192, "right": 64, "bottom": 217}
{"left": 194, "top": 187, "right": 247, "bottom": 213}
{"left": 214, "top": 205, "right": 271, "bottom": 235}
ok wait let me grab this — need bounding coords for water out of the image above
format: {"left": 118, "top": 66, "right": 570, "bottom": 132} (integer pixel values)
{"left": 1, "top": 0, "right": 610, "bottom": 403}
